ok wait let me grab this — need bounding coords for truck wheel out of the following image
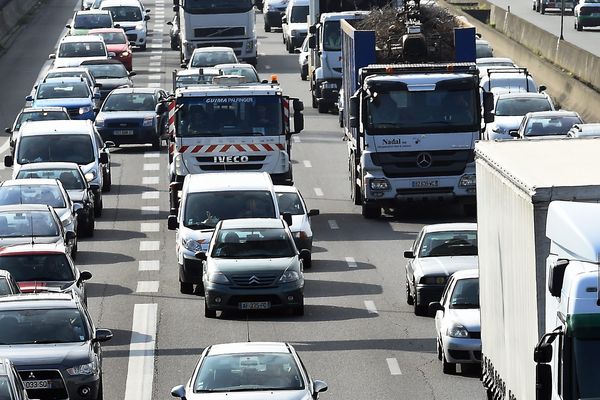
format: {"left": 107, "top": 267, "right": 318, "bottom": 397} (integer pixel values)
{"left": 180, "top": 282, "right": 193, "bottom": 294}
{"left": 442, "top": 354, "right": 456, "bottom": 374}
{"left": 303, "top": 253, "right": 312, "bottom": 269}
{"left": 317, "top": 100, "right": 329, "bottom": 114}
{"left": 204, "top": 301, "right": 217, "bottom": 318}
{"left": 264, "top": 23, "right": 271, "bottom": 32}
{"left": 437, "top": 340, "right": 443, "bottom": 360}
{"left": 311, "top": 93, "right": 318, "bottom": 108}
{"left": 406, "top": 281, "right": 414, "bottom": 305}
{"left": 361, "top": 203, "right": 381, "bottom": 219}
{"left": 540, "top": 5, "right": 545, "bottom": 14}
{"left": 152, "top": 136, "right": 161, "bottom": 151}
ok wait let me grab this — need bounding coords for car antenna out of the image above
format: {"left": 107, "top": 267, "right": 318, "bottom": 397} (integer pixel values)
{"left": 29, "top": 213, "right": 35, "bottom": 246}
{"left": 246, "top": 313, "right": 251, "bottom": 342}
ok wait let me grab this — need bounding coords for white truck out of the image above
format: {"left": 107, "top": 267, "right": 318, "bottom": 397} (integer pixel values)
{"left": 167, "top": 76, "right": 304, "bottom": 212}
{"left": 172, "top": 0, "right": 258, "bottom": 66}
{"left": 475, "top": 139, "right": 600, "bottom": 400}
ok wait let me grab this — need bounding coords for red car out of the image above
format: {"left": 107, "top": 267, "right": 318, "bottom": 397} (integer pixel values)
{"left": 89, "top": 27, "right": 133, "bottom": 71}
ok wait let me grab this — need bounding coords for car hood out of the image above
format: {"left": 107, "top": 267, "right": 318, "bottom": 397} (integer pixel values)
{"left": 98, "top": 110, "right": 155, "bottom": 120}
{"left": 18, "top": 280, "right": 76, "bottom": 293}
{"left": 210, "top": 256, "right": 296, "bottom": 273}
{"left": 187, "top": 390, "right": 311, "bottom": 400}
{"left": 446, "top": 308, "right": 480, "bottom": 332}
{"left": 71, "top": 28, "right": 92, "bottom": 35}
{"left": 54, "top": 56, "right": 107, "bottom": 68}
{"left": 415, "top": 256, "right": 478, "bottom": 276}
{"left": 33, "top": 98, "right": 91, "bottom": 108}
{"left": 0, "top": 342, "right": 91, "bottom": 367}
{"left": 67, "top": 190, "right": 87, "bottom": 203}
{"left": 289, "top": 23, "right": 307, "bottom": 32}
{"left": 95, "top": 77, "right": 132, "bottom": 90}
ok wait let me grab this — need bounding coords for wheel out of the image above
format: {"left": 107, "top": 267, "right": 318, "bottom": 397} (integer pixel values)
{"left": 170, "top": 37, "right": 178, "bottom": 50}
{"left": 287, "top": 40, "right": 294, "bottom": 54}
{"left": 82, "top": 213, "right": 95, "bottom": 237}
{"left": 414, "top": 300, "right": 427, "bottom": 316}
{"left": 140, "top": 43, "right": 147, "bottom": 50}
{"left": 204, "top": 300, "right": 217, "bottom": 318}
{"left": 361, "top": 203, "right": 381, "bottom": 219}
{"left": 151, "top": 136, "right": 161, "bottom": 151}
{"left": 303, "top": 253, "right": 312, "bottom": 269}
{"left": 246, "top": 57, "right": 257, "bottom": 67}
{"left": 194, "top": 282, "right": 205, "bottom": 296}
{"left": 437, "top": 339, "right": 443, "bottom": 361}
{"left": 264, "top": 23, "right": 271, "bottom": 32}
{"left": 180, "top": 282, "right": 193, "bottom": 294}
{"left": 406, "top": 281, "right": 414, "bottom": 305}
{"left": 282, "top": 34, "right": 286, "bottom": 44}
{"left": 292, "top": 296, "right": 304, "bottom": 316}
{"left": 311, "top": 93, "right": 318, "bottom": 108}
{"left": 71, "top": 239, "right": 78, "bottom": 260}
{"left": 442, "top": 353, "right": 456, "bottom": 374}
{"left": 96, "top": 377, "right": 103, "bottom": 400}
{"left": 300, "top": 69, "right": 307, "bottom": 81}
{"left": 540, "top": 5, "right": 545, "bottom": 14}
{"left": 576, "top": 20, "right": 583, "bottom": 31}
{"left": 317, "top": 100, "right": 329, "bottom": 113}
{"left": 102, "top": 171, "right": 111, "bottom": 192}
{"left": 94, "top": 195, "right": 103, "bottom": 218}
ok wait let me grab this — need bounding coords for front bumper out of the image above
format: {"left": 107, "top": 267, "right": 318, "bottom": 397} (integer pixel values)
{"left": 415, "top": 283, "right": 445, "bottom": 307}
{"left": 264, "top": 11, "right": 284, "bottom": 27}
{"left": 97, "top": 126, "right": 159, "bottom": 145}
{"left": 204, "top": 281, "right": 304, "bottom": 311}
{"left": 441, "top": 336, "right": 482, "bottom": 364}
{"left": 18, "top": 366, "right": 101, "bottom": 400}
{"left": 123, "top": 28, "right": 147, "bottom": 46}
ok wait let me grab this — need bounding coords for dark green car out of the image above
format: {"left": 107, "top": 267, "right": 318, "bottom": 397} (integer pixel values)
{"left": 574, "top": 0, "right": 600, "bottom": 30}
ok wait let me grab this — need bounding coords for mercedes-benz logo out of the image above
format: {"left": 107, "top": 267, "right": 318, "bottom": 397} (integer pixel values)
{"left": 248, "top": 275, "right": 260, "bottom": 285}
{"left": 416, "top": 152, "right": 433, "bottom": 169}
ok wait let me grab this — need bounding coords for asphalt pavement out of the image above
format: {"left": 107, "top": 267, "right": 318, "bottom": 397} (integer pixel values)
{"left": 0, "top": 1, "right": 486, "bottom": 399}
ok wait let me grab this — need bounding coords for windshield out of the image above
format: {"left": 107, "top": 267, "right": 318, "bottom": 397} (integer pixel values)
{"left": 449, "top": 278, "right": 479, "bottom": 309}
{"left": 218, "top": 67, "right": 259, "bottom": 83}
{"left": 0, "top": 185, "right": 66, "bottom": 209}
{"left": 573, "top": 338, "right": 600, "bottom": 399}
{"left": 276, "top": 192, "right": 304, "bottom": 215}
{"left": 102, "top": 93, "right": 155, "bottom": 111}
{"left": 0, "top": 377, "right": 12, "bottom": 400}
{"left": 0, "top": 211, "right": 59, "bottom": 237}
{"left": 15, "top": 111, "right": 69, "bottom": 130}
{"left": 18, "top": 135, "right": 95, "bottom": 165}
{"left": 85, "top": 63, "right": 128, "bottom": 79}
{"left": 94, "top": 31, "right": 127, "bottom": 44}
{"left": 495, "top": 97, "right": 552, "bottom": 116}
{"left": 366, "top": 86, "right": 479, "bottom": 134}
{"left": 36, "top": 82, "right": 90, "bottom": 100}
{"left": 58, "top": 41, "right": 106, "bottom": 58}
{"left": 177, "top": 96, "right": 283, "bottom": 137}
{"left": 290, "top": 5, "right": 308, "bottom": 23}
{"left": 524, "top": 115, "right": 582, "bottom": 137}
{"left": 182, "top": 0, "right": 254, "bottom": 14}
{"left": 419, "top": 230, "right": 478, "bottom": 257}
{"left": 0, "top": 254, "right": 74, "bottom": 282}
{"left": 212, "top": 227, "right": 295, "bottom": 258}
{"left": 73, "top": 13, "right": 112, "bottom": 29}
{"left": 194, "top": 352, "right": 304, "bottom": 392}
{"left": 104, "top": 6, "right": 143, "bottom": 21}
{"left": 190, "top": 51, "right": 237, "bottom": 68}
{"left": 0, "top": 308, "right": 88, "bottom": 345}
{"left": 184, "top": 191, "right": 276, "bottom": 229}
{"left": 16, "top": 168, "right": 86, "bottom": 190}
{"left": 322, "top": 20, "right": 341, "bottom": 51}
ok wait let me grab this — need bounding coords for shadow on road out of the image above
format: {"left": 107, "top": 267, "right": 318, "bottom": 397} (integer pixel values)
{"left": 303, "top": 279, "right": 382, "bottom": 297}
{"left": 76, "top": 251, "right": 136, "bottom": 265}
{"left": 86, "top": 282, "right": 133, "bottom": 297}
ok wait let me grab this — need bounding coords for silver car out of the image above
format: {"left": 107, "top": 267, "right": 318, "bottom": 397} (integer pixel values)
{"left": 171, "top": 342, "right": 328, "bottom": 400}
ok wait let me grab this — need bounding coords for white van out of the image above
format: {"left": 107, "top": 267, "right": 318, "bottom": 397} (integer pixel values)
{"left": 167, "top": 172, "right": 284, "bottom": 294}
{"left": 282, "top": 0, "right": 309, "bottom": 53}
{"left": 4, "top": 120, "right": 113, "bottom": 217}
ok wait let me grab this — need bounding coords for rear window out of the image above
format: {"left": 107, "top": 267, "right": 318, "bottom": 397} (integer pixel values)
{"left": 58, "top": 41, "right": 106, "bottom": 58}
{"left": 0, "top": 185, "right": 66, "bottom": 208}
{"left": 36, "top": 82, "right": 90, "bottom": 99}
{"left": 495, "top": 97, "right": 552, "bottom": 116}
{"left": 0, "top": 254, "right": 75, "bottom": 282}
{"left": 18, "top": 135, "right": 95, "bottom": 165}
{"left": 16, "top": 168, "right": 85, "bottom": 190}
{"left": 73, "top": 13, "right": 112, "bottom": 29}
{"left": 0, "top": 211, "right": 60, "bottom": 237}
{"left": 15, "top": 111, "right": 69, "bottom": 130}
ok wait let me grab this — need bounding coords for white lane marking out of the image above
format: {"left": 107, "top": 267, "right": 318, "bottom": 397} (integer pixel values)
{"left": 386, "top": 358, "right": 402, "bottom": 375}
{"left": 0, "top": 138, "right": 10, "bottom": 156}
{"left": 136, "top": 281, "right": 159, "bottom": 293}
{"left": 144, "top": 163, "right": 160, "bottom": 171}
{"left": 140, "top": 241, "right": 160, "bottom": 251}
{"left": 148, "top": 43, "right": 163, "bottom": 49}
{"left": 147, "top": 83, "right": 162, "bottom": 88}
{"left": 139, "top": 260, "right": 160, "bottom": 271}
{"left": 142, "top": 191, "right": 159, "bottom": 200}
{"left": 314, "top": 187, "right": 323, "bottom": 197}
{"left": 148, "top": 74, "right": 162, "bottom": 80}
{"left": 148, "top": 64, "right": 161, "bottom": 69}
{"left": 345, "top": 256, "right": 357, "bottom": 268}
{"left": 144, "top": 152, "right": 160, "bottom": 158}
{"left": 150, "top": 50, "right": 163, "bottom": 54}
{"left": 124, "top": 304, "right": 157, "bottom": 400}
{"left": 141, "top": 206, "right": 160, "bottom": 215}
{"left": 142, "top": 176, "right": 159, "bottom": 185}
{"left": 150, "top": 55, "right": 161, "bottom": 61}
{"left": 148, "top": 67, "right": 162, "bottom": 73}
{"left": 141, "top": 223, "right": 160, "bottom": 232}
{"left": 265, "top": 65, "right": 271, "bottom": 70}
{"left": 303, "top": 160, "right": 312, "bottom": 168}
{"left": 328, "top": 220, "right": 339, "bottom": 230}
{"left": 292, "top": 136, "right": 300, "bottom": 143}
{"left": 364, "top": 300, "right": 378, "bottom": 314}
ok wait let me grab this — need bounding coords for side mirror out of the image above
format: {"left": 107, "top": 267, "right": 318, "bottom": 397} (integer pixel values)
{"left": 281, "top": 16, "right": 287, "bottom": 24}
{"left": 428, "top": 301, "right": 444, "bottom": 314}
{"left": 66, "top": 231, "right": 77, "bottom": 242}
{"left": 93, "top": 92, "right": 101, "bottom": 99}
{"left": 403, "top": 250, "right": 415, "bottom": 259}
{"left": 534, "top": 342, "right": 553, "bottom": 364}
{"left": 173, "top": 5, "right": 179, "bottom": 12}
{"left": 313, "top": 380, "right": 328, "bottom": 393}
{"left": 114, "top": 24, "right": 121, "bottom": 29}
{"left": 129, "top": 71, "right": 137, "bottom": 77}
{"left": 548, "top": 259, "right": 569, "bottom": 297}
{"left": 167, "top": 21, "right": 173, "bottom": 26}
{"left": 4, "top": 128, "right": 11, "bottom": 134}
{"left": 170, "top": 385, "right": 186, "bottom": 399}
{"left": 108, "top": 52, "right": 116, "bottom": 58}
{"left": 89, "top": 183, "right": 100, "bottom": 191}
{"left": 294, "top": 48, "right": 301, "bottom": 54}
{"left": 509, "top": 130, "right": 520, "bottom": 138}
{"left": 99, "top": 152, "right": 109, "bottom": 164}
{"left": 538, "top": 85, "right": 547, "bottom": 93}
{"left": 308, "top": 209, "right": 319, "bottom": 217}
{"left": 78, "top": 270, "right": 93, "bottom": 282}
{"left": 299, "top": 249, "right": 311, "bottom": 264}
{"left": 25, "top": 95, "right": 33, "bottom": 102}
{"left": 309, "top": 25, "right": 316, "bottom": 34}
{"left": 482, "top": 91, "right": 495, "bottom": 124}
{"left": 94, "top": 328, "right": 113, "bottom": 343}
{"left": 282, "top": 212, "right": 292, "bottom": 226}
{"left": 195, "top": 251, "right": 207, "bottom": 261}
{"left": 156, "top": 103, "right": 167, "bottom": 114}
{"left": 180, "top": 62, "right": 187, "bottom": 69}
{"left": 349, "top": 117, "right": 358, "bottom": 128}
{"left": 4, "top": 155, "right": 13, "bottom": 167}
{"left": 104, "top": 141, "right": 115, "bottom": 148}
{"left": 49, "top": 54, "right": 56, "bottom": 59}
{"left": 167, "top": 215, "right": 178, "bottom": 230}
{"left": 144, "top": 15, "right": 151, "bottom": 21}
{"left": 146, "top": 9, "right": 151, "bottom": 13}
{"left": 349, "top": 95, "right": 358, "bottom": 117}
{"left": 293, "top": 112, "right": 304, "bottom": 133}
{"left": 65, "top": 24, "right": 71, "bottom": 29}
{"left": 535, "top": 363, "right": 552, "bottom": 400}
{"left": 308, "top": 36, "right": 316, "bottom": 49}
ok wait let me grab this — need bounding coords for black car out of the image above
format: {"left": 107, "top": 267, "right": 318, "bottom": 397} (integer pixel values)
{"left": 0, "top": 292, "right": 112, "bottom": 400}
{"left": 0, "top": 358, "right": 32, "bottom": 400}
{"left": 167, "top": 14, "right": 180, "bottom": 50}
{"left": 15, "top": 162, "right": 96, "bottom": 237}
{"left": 80, "top": 59, "right": 135, "bottom": 101}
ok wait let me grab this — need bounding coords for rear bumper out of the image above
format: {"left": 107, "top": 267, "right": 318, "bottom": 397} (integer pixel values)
{"left": 204, "top": 282, "right": 304, "bottom": 311}
{"left": 415, "top": 283, "right": 445, "bottom": 307}
{"left": 264, "top": 11, "right": 284, "bottom": 27}
{"left": 98, "top": 127, "right": 159, "bottom": 145}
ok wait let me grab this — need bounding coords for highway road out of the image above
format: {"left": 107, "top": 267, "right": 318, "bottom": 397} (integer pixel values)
{"left": 0, "top": 1, "right": 485, "bottom": 399}
{"left": 484, "top": 0, "right": 600, "bottom": 56}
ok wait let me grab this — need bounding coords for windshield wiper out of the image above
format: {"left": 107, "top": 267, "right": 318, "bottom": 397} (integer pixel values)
{"left": 185, "top": 223, "right": 214, "bottom": 230}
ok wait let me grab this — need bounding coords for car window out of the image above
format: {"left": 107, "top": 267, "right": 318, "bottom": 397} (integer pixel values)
{"left": 103, "top": 6, "right": 143, "bottom": 21}
{"left": 85, "top": 63, "right": 128, "bottom": 79}
{"left": 276, "top": 192, "right": 305, "bottom": 215}
{"left": 16, "top": 168, "right": 86, "bottom": 190}
{"left": 0, "top": 254, "right": 75, "bottom": 282}
{"left": 58, "top": 41, "right": 106, "bottom": 58}
{"left": 94, "top": 31, "right": 127, "bottom": 44}
{"left": 74, "top": 13, "right": 113, "bottom": 29}
{"left": 0, "top": 376, "right": 12, "bottom": 400}
{"left": 0, "top": 308, "right": 88, "bottom": 344}
{"left": 37, "top": 82, "right": 90, "bottom": 99}
{"left": 525, "top": 116, "right": 583, "bottom": 137}
{"left": 211, "top": 227, "right": 295, "bottom": 258}
{"left": 190, "top": 51, "right": 238, "bottom": 68}
{"left": 0, "top": 185, "right": 66, "bottom": 208}
{"left": 15, "top": 111, "right": 69, "bottom": 131}
{"left": 0, "top": 211, "right": 60, "bottom": 237}
{"left": 495, "top": 97, "right": 552, "bottom": 116}
{"left": 449, "top": 278, "right": 479, "bottom": 309}
{"left": 0, "top": 278, "right": 13, "bottom": 295}
{"left": 418, "top": 230, "right": 478, "bottom": 257}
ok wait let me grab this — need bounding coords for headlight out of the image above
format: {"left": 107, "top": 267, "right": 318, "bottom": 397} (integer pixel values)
{"left": 181, "top": 237, "right": 203, "bottom": 253}
{"left": 246, "top": 40, "right": 254, "bottom": 51}
{"left": 135, "top": 23, "right": 144, "bottom": 31}
{"left": 95, "top": 117, "right": 105, "bottom": 127}
{"left": 143, "top": 116, "right": 154, "bottom": 127}
{"left": 174, "top": 154, "right": 190, "bottom": 176}
{"left": 85, "top": 170, "right": 97, "bottom": 182}
{"left": 447, "top": 324, "right": 469, "bottom": 338}
{"left": 121, "top": 51, "right": 130, "bottom": 57}
{"left": 67, "top": 360, "right": 98, "bottom": 376}
{"left": 208, "top": 271, "right": 229, "bottom": 284}
{"left": 290, "top": 30, "right": 298, "bottom": 37}
{"left": 421, "top": 276, "right": 447, "bottom": 285}
{"left": 279, "top": 270, "right": 300, "bottom": 283}
{"left": 62, "top": 215, "right": 74, "bottom": 227}
{"left": 459, "top": 174, "right": 476, "bottom": 187}
{"left": 369, "top": 178, "right": 390, "bottom": 191}
{"left": 79, "top": 106, "right": 93, "bottom": 115}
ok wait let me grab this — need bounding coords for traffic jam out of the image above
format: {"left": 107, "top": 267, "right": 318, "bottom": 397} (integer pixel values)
{"left": 0, "top": 0, "right": 599, "bottom": 399}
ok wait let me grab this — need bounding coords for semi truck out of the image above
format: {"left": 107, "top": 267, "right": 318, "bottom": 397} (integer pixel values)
{"left": 475, "top": 139, "right": 600, "bottom": 400}
{"left": 341, "top": 19, "right": 493, "bottom": 218}
{"left": 173, "top": 0, "right": 258, "bottom": 65}
{"left": 167, "top": 75, "right": 304, "bottom": 212}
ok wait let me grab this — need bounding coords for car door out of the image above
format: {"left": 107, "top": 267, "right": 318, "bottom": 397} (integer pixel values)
{"left": 94, "top": 130, "right": 110, "bottom": 180}
{"left": 435, "top": 276, "right": 455, "bottom": 338}
{"left": 406, "top": 228, "right": 425, "bottom": 290}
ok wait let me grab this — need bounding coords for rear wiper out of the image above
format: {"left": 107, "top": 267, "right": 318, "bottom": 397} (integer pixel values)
{"left": 33, "top": 340, "right": 70, "bottom": 344}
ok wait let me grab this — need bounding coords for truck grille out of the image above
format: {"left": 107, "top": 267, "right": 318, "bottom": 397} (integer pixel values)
{"left": 19, "top": 370, "right": 68, "bottom": 400}
{"left": 195, "top": 156, "right": 266, "bottom": 163}
{"left": 194, "top": 27, "right": 245, "bottom": 38}
{"left": 126, "top": 33, "right": 138, "bottom": 42}
{"left": 200, "top": 164, "right": 263, "bottom": 171}
{"left": 371, "top": 149, "right": 472, "bottom": 178}
{"left": 230, "top": 272, "right": 278, "bottom": 287}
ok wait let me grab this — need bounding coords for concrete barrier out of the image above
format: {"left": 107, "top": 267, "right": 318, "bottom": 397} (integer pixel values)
{"left": 0, "top": 0, "right": 40, "bottom": 49}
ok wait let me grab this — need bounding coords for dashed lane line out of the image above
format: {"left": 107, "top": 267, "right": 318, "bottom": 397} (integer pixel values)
{"left": 386, "top": 358, "right": 402, "bottom": 376}
{"left": 144, "top": 152, "right": 160, "bottom": 158}
{"left": 139, "top": 241, "right": 160, "bottom": 251}
{"left": 328, "top": 220, "right": 339, "bottom": 230}
{"left": 136, "top": 281, "right": 160, "bottom": 293}
{"left": 364, "top": 300, "right": 378, "bottom": 314}
{"left": 314, "top": 187, "right": 323, "bottom": 197}
{"left": 140, "top": 223, "right": 160, "bottom": 232}
{"left": 123, "top": 304, "right": 157, "bottom": 400}
{"left": 141, "top": 206, "right": 160, "bottom": 215}
{"left": 303, "top": 160, "right": 312, "bottom": 168}
{"left": 142, "top": 176, "right": 159, "bottom": 185}
{"left": 139, "top": 260, "right": 160, "bottom": 271}
{"left": 142, "top": 191, "right": 159, "bottom": 200}
{"left": 345, "top": 256, "right": 357, "bottom": 268}
{"left": 143, "top": 163, "right": 160, "bottom": 171}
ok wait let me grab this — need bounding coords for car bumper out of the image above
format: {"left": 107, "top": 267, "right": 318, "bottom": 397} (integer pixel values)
{"left": 265, "top": 11, "right": 284, "bottom": 27}
{"left": 124, "top": 29, "right": 147, "bottom": 46}
{"left": 415, "top": 283, "right": 445, "bottom": 307}
{"left": 97, "top": 127, "right": 159, "bottom": 145}
{"left": 316, "top": 79, "right": 342, "bottom": 103}
{"left": 18, "top": 367, "right": 101, "bottom": 400}
{"left": 441, "top": 336, "right": 482, "bottom": 364}
{"left": 204, "top": 281, "right": 304, "bottom": 311}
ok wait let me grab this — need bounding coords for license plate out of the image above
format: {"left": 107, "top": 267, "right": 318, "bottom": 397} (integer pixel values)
{"left": 114, "top": 129, "right": 134, "bottom": 135}
{"left": 411, "top": 180, "right": 439, "bottom": 188}
{"left": 239, "top": 301, "right": 270, "bottom": 310}
{"left": 24, "top": 380, "right": 51, "bottom": 389}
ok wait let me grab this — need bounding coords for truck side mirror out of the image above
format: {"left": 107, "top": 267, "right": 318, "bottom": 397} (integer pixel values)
{"left": 349, "top": 95, "right": 359, "bottom": 118}
{"left": 167, "top": 215, "right": 178, "bottom": 230}
{"left": 99, "top": 152, "right": 109, "bottom": 164}
{"left": 293, "top": 112, "right": 304, "bottom": 133}
{"left": 308, "top": 36, "right": 316, "bottom": 49}
{"left": 509, "top": 130, "right": 520, "bottom": 138}
{"left": 534, "top": 342, "right": 553, "bottom": 364}
{"left": 309, "top": 25, "right": 316, "bottom": 34}
{"left": 538, "top": 85, "right": 547, "bottom": 93}
{"left": 548, "top": 259, "right": 569, "bottom": 297}
{"left": 482, "top": 91, "right": 495, "bottom": 124}
{"left": 4, "top": 155, "right": 13, "bottom": 167}
{"left": 429, "top": 301, "right": 444, "bottom": 313}
{"left": 535, "top": 364, "right": 552, "bottom": 400}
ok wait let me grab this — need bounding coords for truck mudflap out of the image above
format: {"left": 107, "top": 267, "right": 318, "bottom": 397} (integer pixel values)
{"left": 482, "top": 356, "right": 516, "bottom": 400}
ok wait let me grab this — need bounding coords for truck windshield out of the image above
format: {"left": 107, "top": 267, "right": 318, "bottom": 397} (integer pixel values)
{"left": 177, "top": 96, "right": 283, "bottom": 137}
{"left": 366, "top": 88, "right": 479, "bottom": 134}
{"left": 322, "top": 20, "right": 341, "bottom": 51}
{"left": 573, "top": 338, "right": 600, "bottom": 399}
{"left": 181, "top": 0, "right": 253, "bottom": 14}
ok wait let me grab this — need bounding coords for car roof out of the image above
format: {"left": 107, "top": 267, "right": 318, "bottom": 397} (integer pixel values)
{"left": 20, "top": 107, "right": 67, "bottom": 113}
{"left": 192, "top": 47, "right": 235, "bottom": 54}
{"left": 1, "top": 178, "right": 59, "bottom": 187}
{"left": 220, "top": 218, "right": 285, "bottom": 230}
{"left": 109, "top": 87, "right": 158, "bottom": 95}
{"left": 215, "top": 63, "right": 255, "bottom": 70}
{"left": 100, "top": 0, "right": 143, "bottom": 7}
{"left": 451, "top": 268, "right": 479, "bottom": 280}
{"left": 476, "top": 57, "right": 514, "bottom": 65}
{"left": 60, "top": 34, "right": 105, "bottom": 43}
{"left": 177, "top": 67, "right": 220, "bottom": 77}
{"left": 422, "top": 223, "right": 477, "bottom": 233}
{"left": 76, "top": 9, "right": 111, "bottom": 15}
{"left": 46, "top": 67, "right": 90, "bottom": 74}
{"left": 19, "top": 120, "right": 94, "bottom": 136}
{"left": 288, "top": 0, "right": 309, "bottom": 5}
{"left": 526, "top": 110, "right": 580, "bottom": 118}
{"left": 185, "top": 172, "right": 274, "bottom": 193}
{"left": 88, "top": 28, "right": 127, "bottom": 34}
{"left": 0, "top": 242, "right": 68, "bottom": 256}
{"left": 0, "top": 293, "right": 77, "bottom": 310}
{"left": 80, "top": 59, "right": 123, "bottom": 65}
{"left": 495, "top": 92, "right": 548, "bottom": 100}
{"left": 18, "top": 162, "right": 81, "bottom": 170}
{"left": 208, "top": 342, "right": 291, "bottom": 356}
{"left": 273, "top": 185, "right": 298, "bottom": 194}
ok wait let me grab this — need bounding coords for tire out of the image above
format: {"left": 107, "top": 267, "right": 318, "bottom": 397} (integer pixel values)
{"left": 151, "top": 136, "right": 161, "bottom": 151}
{"left": 102, "top": 171, "right": 111, "bottom": 192}
{"left": 361, "top": 203, "right": 381, "bottom": 219}
{"left": 406, "top": 281, "right": 414, "bottom": 305}
{"left": 442, "top": 353, "right": 456, "bottom": 374}
{"left": 82, "top": 213, "right": 95, "bottom": 238}
{"left": 303, "top": 253, "right": 312, "bottom": 269}
{"left": 287, "top": 40, "right": 294, "bottom": 54}
{"left": 311, "top": 93, "right": 318, "bottom": 108}
{"left": 540, "top": 5, "right": 545, "bottom": 14}
{"left": 204, "top": 301, "right": 217, "bottom": 318}
{"left": 437, "top": 339, "right": 443, "bottom": 361}
{"left": 414, "top": 301, "right": 427, "bottom": 316}
{"left": 246, "top": 57, "right": 257, "bottom": 67}
{"left": 71, "top": 239, "right": 78, "bottom": 260}
{"left": 264, "top": 23, "right": 271, "bottom": 32}
{"left": 180, "top": 282, "right": 193, "bottom": 294}
{"left": 96, "top": 378, "right": 104, "bottom": 400}
{"left": 194, "top": 282, "right": 205, "bottom": 296}
{"left": 140, "top": 43, "right": 147, "bottom": 50}
{"left": 170, "top": 38, "right": 178, "bottom": 50}
{"left": 576, "top": 20, "right": 583, "bottom": 31}
{"left": 317, "top": 100, "right": 329, "bottom": 113}
{"left": 293, "top": 296, "right": 304, "bottom": 316}
{"left": 94, "top": 195, "right": 103, "bottom": 218}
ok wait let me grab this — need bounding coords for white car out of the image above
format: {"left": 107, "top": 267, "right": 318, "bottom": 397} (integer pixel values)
{"left": 404, "top": 223, "right": 478, "bottom": 316}
{"left": 50, "top": 35, "right": 110, "bottom": 68}
{"left": 100, "top": 0, "right": 150, "bottom": 50}
{"left": 483, "top": 92, "right": 555, "bottom": 140}
{"left": 282, "top": 0, "right": 309, "bottom": 53}
{"left": 430, "top": 269, "right": 481, "bottom": 374}
{"left": 187, "top": 47, "right": 238, "bottom": 68}
{"left": 298, "top": 35, "right": 309, "bottom": 80}
{"left": 476, "top": 57, "right": 516, "bottom": 79}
